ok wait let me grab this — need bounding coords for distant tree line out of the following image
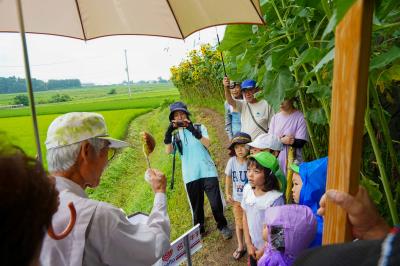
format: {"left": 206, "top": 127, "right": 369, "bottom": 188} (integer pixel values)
{"left": 0, "top": 76, "right": 81, "bottom": 94}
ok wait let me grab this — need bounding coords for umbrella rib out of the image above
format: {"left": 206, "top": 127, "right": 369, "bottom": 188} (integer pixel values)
{"left": 248, "top": 0, "right": 265, "bottom": 24}
{"left": 165, "top": 0, "right": 184, "bottom": 39}
{"left": 74, "top": 0, "right": 87, "bottom": 40}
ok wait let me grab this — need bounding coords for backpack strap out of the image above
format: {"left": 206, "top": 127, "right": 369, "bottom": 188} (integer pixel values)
{"left": 246, "top": 102, "right": 268, "bottom": 133}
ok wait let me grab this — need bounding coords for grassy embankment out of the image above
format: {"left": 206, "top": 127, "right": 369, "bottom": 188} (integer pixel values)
{"left": 0, "top": 85, "right": 179, "bottom": 159}
{"left": 89, "top": 105, "right": 231, "bottom": 242}
{"left": 87, "top": 107, "right": 191, "bottom": 240}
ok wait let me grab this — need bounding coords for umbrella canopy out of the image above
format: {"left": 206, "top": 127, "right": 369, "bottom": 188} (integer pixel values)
{"left": 0, "top": 0, "right": 264, "bottom": 40}
{"left": 0, "top": 0, "right": 264, "bottom": 163}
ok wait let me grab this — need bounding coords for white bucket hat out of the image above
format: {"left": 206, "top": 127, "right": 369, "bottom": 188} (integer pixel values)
{"left": 247, "top": 133, "right": 283, "bottom": 151}
{"left": 45, "top": 112, "right": 129, "bottom": 150}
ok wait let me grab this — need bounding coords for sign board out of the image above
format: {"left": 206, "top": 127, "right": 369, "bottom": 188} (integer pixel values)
{"left": 159, "top": 224, "right": 202, "bottom": 266}
{"left": 128, "top": 212, "right": 202, "bottom": 266}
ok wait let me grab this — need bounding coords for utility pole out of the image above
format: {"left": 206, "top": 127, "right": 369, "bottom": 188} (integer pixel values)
{"left": 124, "top": 49, "right": 132, "bottom": 97}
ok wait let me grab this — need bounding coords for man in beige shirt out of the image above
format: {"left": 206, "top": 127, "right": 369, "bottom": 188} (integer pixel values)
{"left": 223, "top": 77, "right": 274, "bottom": 140}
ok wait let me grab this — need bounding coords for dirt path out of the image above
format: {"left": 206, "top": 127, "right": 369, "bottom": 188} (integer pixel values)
{"left": 191, "top": 107, "right": 248, "bottom": 266}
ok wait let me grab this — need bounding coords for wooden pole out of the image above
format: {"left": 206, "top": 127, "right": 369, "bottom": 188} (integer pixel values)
{"left": 323, "top": 0, "right": 374, "bottom": 244}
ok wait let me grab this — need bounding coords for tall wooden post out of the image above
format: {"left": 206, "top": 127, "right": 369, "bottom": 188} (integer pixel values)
{"left": 323, "top": 0, "right": 374, "bottom": 244}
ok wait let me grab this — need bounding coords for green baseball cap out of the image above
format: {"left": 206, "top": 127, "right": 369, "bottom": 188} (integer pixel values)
{"left": 290, "top": 163, "right": 300, "bottom": 174}
{"left": 249, "top": 151, "right": 279, "bottom": 173}
{"left": 45, "top": 112, "right": 129, "bottom": 150}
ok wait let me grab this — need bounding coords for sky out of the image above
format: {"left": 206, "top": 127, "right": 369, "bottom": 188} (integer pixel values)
{"left": 0, "top": 26, "right": 225, "bottom": 85}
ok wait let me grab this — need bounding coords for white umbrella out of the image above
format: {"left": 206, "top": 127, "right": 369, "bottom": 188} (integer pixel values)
{"left": 0, "top": 0, "right": 264, "bottom": 162}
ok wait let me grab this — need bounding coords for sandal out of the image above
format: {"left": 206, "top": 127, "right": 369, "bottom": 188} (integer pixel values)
{"left": 233, "top": 248, "right": 246, "bottom": 260}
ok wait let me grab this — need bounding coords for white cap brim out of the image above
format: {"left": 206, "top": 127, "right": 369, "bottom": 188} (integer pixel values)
{"left": 98, "top": 136, "right": 130, "bottom": 149}
{"left": 247, "top": 140, "right": 268, "bottom": 149}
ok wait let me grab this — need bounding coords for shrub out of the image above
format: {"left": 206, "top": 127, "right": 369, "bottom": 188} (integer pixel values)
{"left": 108, "top": 88, "right": 117, "bottom": 95}
{"left": 13, "top": 95, "right": 29, "bottom": 106}
{"left": 48, "top": 94, "right": 72, "bottom": 103}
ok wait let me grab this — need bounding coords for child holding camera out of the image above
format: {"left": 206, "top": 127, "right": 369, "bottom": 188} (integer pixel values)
{"left": 164, "top": 102, "right": 232, "bottom": 239}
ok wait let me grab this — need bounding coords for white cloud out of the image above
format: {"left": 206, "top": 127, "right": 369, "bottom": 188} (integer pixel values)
{"left": 0, "top": 26, "right": 225, "bottom": 85}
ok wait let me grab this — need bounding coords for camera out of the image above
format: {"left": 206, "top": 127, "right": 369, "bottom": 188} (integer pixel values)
{"left": 176, "top": 121, "right": 186, "bottom": 127}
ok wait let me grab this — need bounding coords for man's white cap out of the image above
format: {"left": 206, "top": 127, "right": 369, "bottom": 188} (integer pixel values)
{"left": 247, "top": 133, "right": 283, "bottom": 151}
{"left": 45, "top": 112, "right": 129, "bottom": 150}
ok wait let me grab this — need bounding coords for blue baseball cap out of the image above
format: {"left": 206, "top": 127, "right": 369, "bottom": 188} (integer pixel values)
{"left": 169, "top": 101, "right": 191, "bottom": 121}
{"left": 241, "top": 79, "right": 256, "bottom": 90}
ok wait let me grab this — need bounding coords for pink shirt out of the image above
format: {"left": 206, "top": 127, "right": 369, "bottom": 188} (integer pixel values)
{"left": 269, "top": 110, "right": 308, "bottom": 175}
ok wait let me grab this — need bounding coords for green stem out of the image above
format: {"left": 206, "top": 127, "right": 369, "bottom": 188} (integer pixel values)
{"left": 320, "top": 0, "right": 332, "bottom": 19}
{"left": 271, "top": 0, "right": 286, "bottom": 30}
{"left": 365, "top": 110, "right": 399, "bottom": 225}
{"left": 299, "top": 89, "right": 320, "bottom": 158}
{"left": 303, "top": 20, "right": 331, "bottom": 124}
{"left": 370, "top": 83, "right": 400, "bottom": 181}
{"left": 273, "top": 0, "right": 331, "bottom": 135}
{"left": 294, "top": 68, "right": 320, "bottom": 158}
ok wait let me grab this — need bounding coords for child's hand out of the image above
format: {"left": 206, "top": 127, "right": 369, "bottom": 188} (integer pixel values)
{"left": 255, "top": 248, "right": 264, "bottom": 260}
{"left": 246, "top": 243, "right": 256, "bottom": 259}
{"left": 262, "top": 225, "right": 268, "bottom": 241}
{"left": 280, "top": 135, "right": 294, "bottom": 145}
{"left": 226, "top": 194, "right": 233, "bottom": 204}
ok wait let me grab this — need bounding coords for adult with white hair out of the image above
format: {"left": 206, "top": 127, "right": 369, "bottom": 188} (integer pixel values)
{"left": 40, "top": 112, "right": 170, "bottom": 266}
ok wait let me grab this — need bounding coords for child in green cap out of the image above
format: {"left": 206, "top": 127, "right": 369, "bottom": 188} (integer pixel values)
{"left": 241, "top": 152, "right": 284, "bottom": 266}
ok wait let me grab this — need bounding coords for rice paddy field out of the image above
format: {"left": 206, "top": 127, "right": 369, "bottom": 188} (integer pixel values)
{"left": 0, "top": 83, "right": 179, "bottom": 159}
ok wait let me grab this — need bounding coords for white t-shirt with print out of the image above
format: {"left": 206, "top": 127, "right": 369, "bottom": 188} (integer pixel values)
{"left": 225, "top": 156, "right": 248, "bottom": 202}
{"left": 235, "top": 99, "right": 274, "bottom": 140}
{"left": 241, "top": 184, "right": 283, "bottom": 250}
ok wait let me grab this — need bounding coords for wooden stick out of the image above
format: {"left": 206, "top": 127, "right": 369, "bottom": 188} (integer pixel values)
{"left": 323, "top": 0, "right": 374, "bottom": 244}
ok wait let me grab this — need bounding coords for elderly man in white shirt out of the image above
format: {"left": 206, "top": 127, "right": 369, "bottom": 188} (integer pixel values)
{"left": 40, "top": 112, "right": 170, "bottom": 266}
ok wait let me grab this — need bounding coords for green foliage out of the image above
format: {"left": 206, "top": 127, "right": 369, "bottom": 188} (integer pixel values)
{"left": 170, "top": 44, "right": 225, "bottom": 107}
{"left": 13, "top": 94, "right": 29, "bottom": 106}
{"left": 0, "top": 76, "right": 81, "bottom": 93}
{"left": 108, "top": 88, "right": 117, "bottom": 95}
{"left": 48, "top": 94, "right": 72, "bottom": 103}
{"left": 216, "top": 0, "right": 400, "bottom": 223}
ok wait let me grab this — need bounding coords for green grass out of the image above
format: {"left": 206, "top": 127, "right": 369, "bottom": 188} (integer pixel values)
{"left": 0, "top": 108, "right": 150, "bottom": 160}
{"left": 0, "top": 84, "right": 179, "bottom": 164}
{"left": 0, "top": 88, "right": 179, "bottom": 118}
{"left": 88, "top": 106, "right": 232, "bottom": 243}
{"left": 87, "top": 108, "right": 193, "bottom": 240}
{"left": 0, "top": 83, "right": 174, "bottom": 106}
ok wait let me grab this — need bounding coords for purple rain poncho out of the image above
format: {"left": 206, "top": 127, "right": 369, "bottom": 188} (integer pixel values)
{"left": 257, "top": 205, "right": 317, "bottom": 266}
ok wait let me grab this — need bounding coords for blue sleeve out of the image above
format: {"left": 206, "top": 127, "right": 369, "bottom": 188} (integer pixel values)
{"left": 224, "top": 102, "right": 233, "bottom": 139}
